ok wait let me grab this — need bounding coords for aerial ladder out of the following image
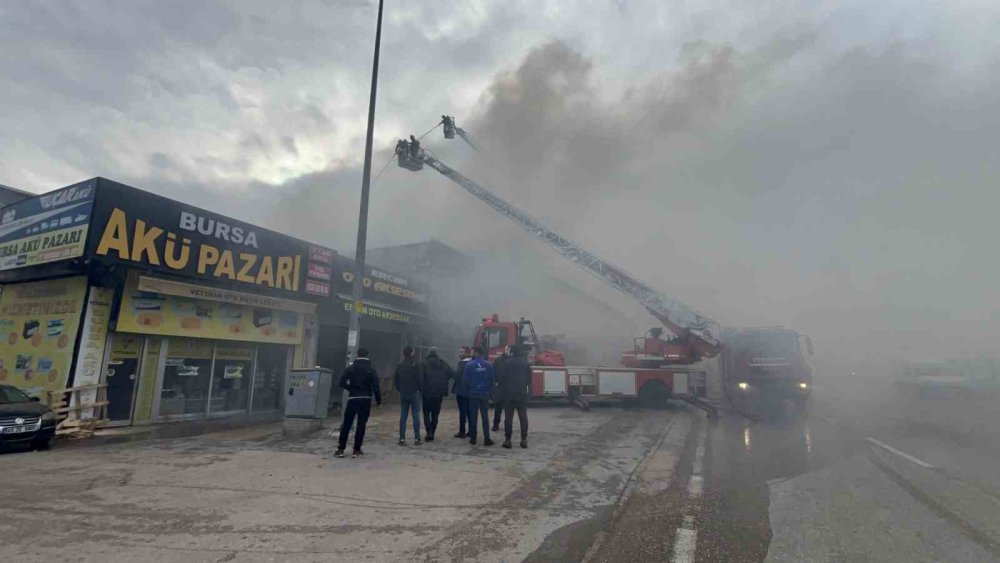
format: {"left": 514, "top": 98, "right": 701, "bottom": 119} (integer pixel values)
{"left": 395, "top": 118, "right": 721, "bottom": 366}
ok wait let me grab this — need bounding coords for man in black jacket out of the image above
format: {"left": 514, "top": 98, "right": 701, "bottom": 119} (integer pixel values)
{"left": 491, "top": 346, "right": 510, "bottom": 431}
{"left": 453, "top": 346, "right": 472, "bottom": 438}
{"left": 336, "top": 348, "right": 382, "bottom": 458}
{"left": 498, "top": 345, "right": 532, "bottom": 449}
{"left": 394, "top": 346, "right": 424, "bottom": 445}
{"left": 420, "top": 346, "right": 454, "bottom": 441}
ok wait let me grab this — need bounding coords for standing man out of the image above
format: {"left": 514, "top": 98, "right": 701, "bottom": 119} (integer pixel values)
{"left": 453, "top": 346, "right": 472, "bottom": 439}
{"left": 394, "top": 346, "right": 424, "bottom": 446}
{"left": 420, "top": 346, "right": 453, "bottom": 441}
{"left": 336, "top": 347, "right": 382, "bottom": 458}
{"left": 499, "top": 345, "right": 532, "bottom": 449}
{"left": 491, "top": 345, "right": 510, "bottom": 432}
{"left": 464, "top": 346, "right": 495, "bottom": 446}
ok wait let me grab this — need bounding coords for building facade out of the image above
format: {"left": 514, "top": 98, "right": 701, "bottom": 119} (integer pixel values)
{"left": 0, "top": 178, "right": 425, "bottom": 426}
{"left": 366, "top": 240, "right": 474, "bottom": 362}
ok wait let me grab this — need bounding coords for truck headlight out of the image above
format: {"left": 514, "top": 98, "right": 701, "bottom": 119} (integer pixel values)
{"left": 41, "top": 411, "right": 57, "bottom": 422}
{"left": 799, "top": 382, "right": 809, "bottom": 389}
{"left": 737, "top": 382, "right": 749, "bottom": 390}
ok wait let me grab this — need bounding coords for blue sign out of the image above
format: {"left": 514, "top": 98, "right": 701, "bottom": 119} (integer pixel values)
{"left": 0, "top": 179, "right": 95, "bottom": 271}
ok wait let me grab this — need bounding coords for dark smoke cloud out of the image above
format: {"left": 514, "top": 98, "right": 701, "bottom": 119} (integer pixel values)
{"left": 269, "top": 33, "right": 999, "bottom": 367}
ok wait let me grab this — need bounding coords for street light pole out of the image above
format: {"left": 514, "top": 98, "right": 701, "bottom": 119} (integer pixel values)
{"left": 346, "top": 0, "right": 385, "bottom": 365}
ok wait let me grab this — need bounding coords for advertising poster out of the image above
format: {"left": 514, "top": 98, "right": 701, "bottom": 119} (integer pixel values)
{"left": 216, "top": 343, "right": 254, "bottom": 379}
{"left": 70, "top": 286, "right": 114, "bottom": 419}
{"left": 0, "top": 180, "right": 95, "bottom": 271}
{"left": 0, "top": 276, "right": 88, "bottom": 397}
{"left": 116, "top": 273, "right": 303, "bottom": 345}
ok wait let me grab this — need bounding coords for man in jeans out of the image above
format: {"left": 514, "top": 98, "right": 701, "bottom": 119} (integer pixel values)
{"left": 498, "top": 345, "right": 532, "bottom": 449}
{"left": 420, "top": 346, "right": 454, "bottom": 441}
{"left": 452, "top": 346, "right": 472, "bottom": 439}
{"left": 394, "top": 346, "right": 424, "bottom": 445}
{"left": 335, "top": 348, "right": 382, "bottom": 458}
{"left": 463, "top": 346, "right": 495, "bottom": 446}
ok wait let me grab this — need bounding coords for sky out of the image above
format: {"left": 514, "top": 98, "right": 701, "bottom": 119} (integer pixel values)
{"left": 2, "top": 0, "right": 999, "bottom": 367}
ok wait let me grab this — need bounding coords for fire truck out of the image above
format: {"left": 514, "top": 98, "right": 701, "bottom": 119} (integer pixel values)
{"left": 396, "top": 117, "right": 811, "bottom": 415}
{"left": 471, "top": 314, "right": 710, "bottom": 410}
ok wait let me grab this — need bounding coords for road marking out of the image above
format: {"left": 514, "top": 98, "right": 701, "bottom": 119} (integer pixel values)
{"left": 687, "top": 423, "right": 708, "bottom": 498}
{"left": 672, "top": 516, "right": 697, "bottom": 563}
{"left": 688, "top": 475, "right": 704, "bottom": 497}
{"left": 866, "top": 437, "right": 935, "bottom": 469}
{"left": 673, "top": 422, "right": 708, "bottom": 562}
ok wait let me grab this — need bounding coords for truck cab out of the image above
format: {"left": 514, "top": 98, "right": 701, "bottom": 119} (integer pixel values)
{"left": 724, "top": 327, "right": 813, "bottom": 413}
{"left": 472, "top": 315, "right": 565, "bottom": 366}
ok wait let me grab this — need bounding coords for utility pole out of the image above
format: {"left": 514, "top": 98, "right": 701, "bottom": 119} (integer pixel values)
{"left": 346, "top": 0, "right": 385, "bottom": 365}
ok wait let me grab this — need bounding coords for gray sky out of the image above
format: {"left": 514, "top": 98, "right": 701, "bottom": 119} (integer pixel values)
{"left": 2, "top": 1, "right": 998, "bottom": 365}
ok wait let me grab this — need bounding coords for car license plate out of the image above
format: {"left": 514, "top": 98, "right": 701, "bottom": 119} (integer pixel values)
{"left": 3, "top": 426, "right": 30, "bottom": 434}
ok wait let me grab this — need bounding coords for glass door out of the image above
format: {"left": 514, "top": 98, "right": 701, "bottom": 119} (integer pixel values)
{"left": 252, "top": 344, "right": 289, "bottom": 412}
{"left": 210, "top": 343, "right": 254, "bottom": 415}
{"left": 105, "top": 334, "right": 143, "bottom": 426}
{"left": 158, "top": 338, "right": 214, "bottom": 418}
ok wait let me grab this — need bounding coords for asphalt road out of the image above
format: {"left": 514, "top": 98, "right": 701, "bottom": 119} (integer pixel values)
{"left": 587, "top": 377, "right": 1000, "bottom": 562}
{"left": 683, "top": 384, "right": 1000, "bottom": 562}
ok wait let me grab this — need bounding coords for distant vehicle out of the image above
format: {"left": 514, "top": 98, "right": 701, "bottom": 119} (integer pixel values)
{"left": 0, "top": 384, "right": 57, "bottom": 450}
{"left": 895, "top": 358, "right": 1000, "bottom": 399}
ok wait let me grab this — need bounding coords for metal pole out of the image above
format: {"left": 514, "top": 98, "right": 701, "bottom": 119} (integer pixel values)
{"left": 346, "top": 0, "right": 385, "bottom": 366}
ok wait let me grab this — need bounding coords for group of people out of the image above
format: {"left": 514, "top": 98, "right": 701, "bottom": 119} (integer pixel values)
{"left": 334, "top": 344, "right": 532, "bottom": 458}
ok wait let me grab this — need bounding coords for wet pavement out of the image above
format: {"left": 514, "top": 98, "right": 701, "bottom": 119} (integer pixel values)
{"left": 0, "top": 403, "right": 690, "bottom": 562}
{"left": 694, "top": 386, "right": 1000, "bottom": 562}
{"left": 591, "top": 378, "right": 1000, "bottom": 562}
{"left": 4, "top": 383, "right": 1000, "bottom": 562}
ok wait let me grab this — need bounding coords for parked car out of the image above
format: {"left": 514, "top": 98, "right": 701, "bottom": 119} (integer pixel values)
{"left": 0, "top": 384, "right": 57, "bottom": 450}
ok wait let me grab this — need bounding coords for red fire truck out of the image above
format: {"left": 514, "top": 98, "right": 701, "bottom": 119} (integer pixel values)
{"left": 472, "top": 314, "right": 709, "bottom": 410}
{"left": 399, "top": 117, "right": 810, "bottom": 415}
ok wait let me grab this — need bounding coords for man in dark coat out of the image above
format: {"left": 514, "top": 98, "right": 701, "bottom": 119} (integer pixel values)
{"left": 420, "top": 346, "right": 453, "bottom": 441}
{"left": 491, "top": 345, "right": 510, "bottom": 431}
{"left": 393, "top": 346, "right": 424, "bottom": 445}
{"left": 498, "top": 345, "right": 532, "bottom": 449}
{"left": 336, "top": 347, "right": 382, "bottom": 458}
{"left": 453, "top": 346, "right": 472, "bottom": 438}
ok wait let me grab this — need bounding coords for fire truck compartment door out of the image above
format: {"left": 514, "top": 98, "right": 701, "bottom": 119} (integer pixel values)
{"left": 598, "top": 371, "right": 637, "bottom": 396}
{"left": 543, "top": 370, "right": 567, "bottom": 394}
{"left": 673, "top": 372, "right": 690, "bottom": 395}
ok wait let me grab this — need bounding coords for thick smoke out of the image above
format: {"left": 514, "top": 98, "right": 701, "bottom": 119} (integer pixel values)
{"left": 270, "top": 35, "right": 1000, "bottom": 371}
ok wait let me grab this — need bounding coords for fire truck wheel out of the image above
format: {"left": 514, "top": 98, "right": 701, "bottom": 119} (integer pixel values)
{"left": 638, "top": 380, "right": 670, "bottom": 409}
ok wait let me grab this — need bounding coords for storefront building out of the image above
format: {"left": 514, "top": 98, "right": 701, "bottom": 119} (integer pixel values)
{"left": 0, "top": 177, "right": 426, "bottom": 426}
{"left": 317, "top": 254, "right": 427, "bottom": 393}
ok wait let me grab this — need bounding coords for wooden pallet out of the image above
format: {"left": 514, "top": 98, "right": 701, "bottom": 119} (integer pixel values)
{"left": 46, "top": 384, "right": 109, "bottom": 439}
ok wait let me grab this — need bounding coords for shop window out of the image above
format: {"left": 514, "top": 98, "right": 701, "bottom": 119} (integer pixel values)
{"left": 253, "top": 344, "right": 288, "bottom": 412}
{"left": 210, "top": 343, "right": 253, "bottom": 413}
{"left": 160, "top": 338, "right": 213, "bottom": 416}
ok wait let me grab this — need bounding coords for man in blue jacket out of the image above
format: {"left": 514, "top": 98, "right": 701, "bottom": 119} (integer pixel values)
{"left": 463, "top": 346, "right": 495, "bottom": 446}
{"left": 452, "top": 346, "right": 472, "bottom": 439}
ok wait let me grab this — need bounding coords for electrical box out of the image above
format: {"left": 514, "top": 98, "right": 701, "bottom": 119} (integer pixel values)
{"left": 285, "top": 367, "right": 334, "bottom": 419}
